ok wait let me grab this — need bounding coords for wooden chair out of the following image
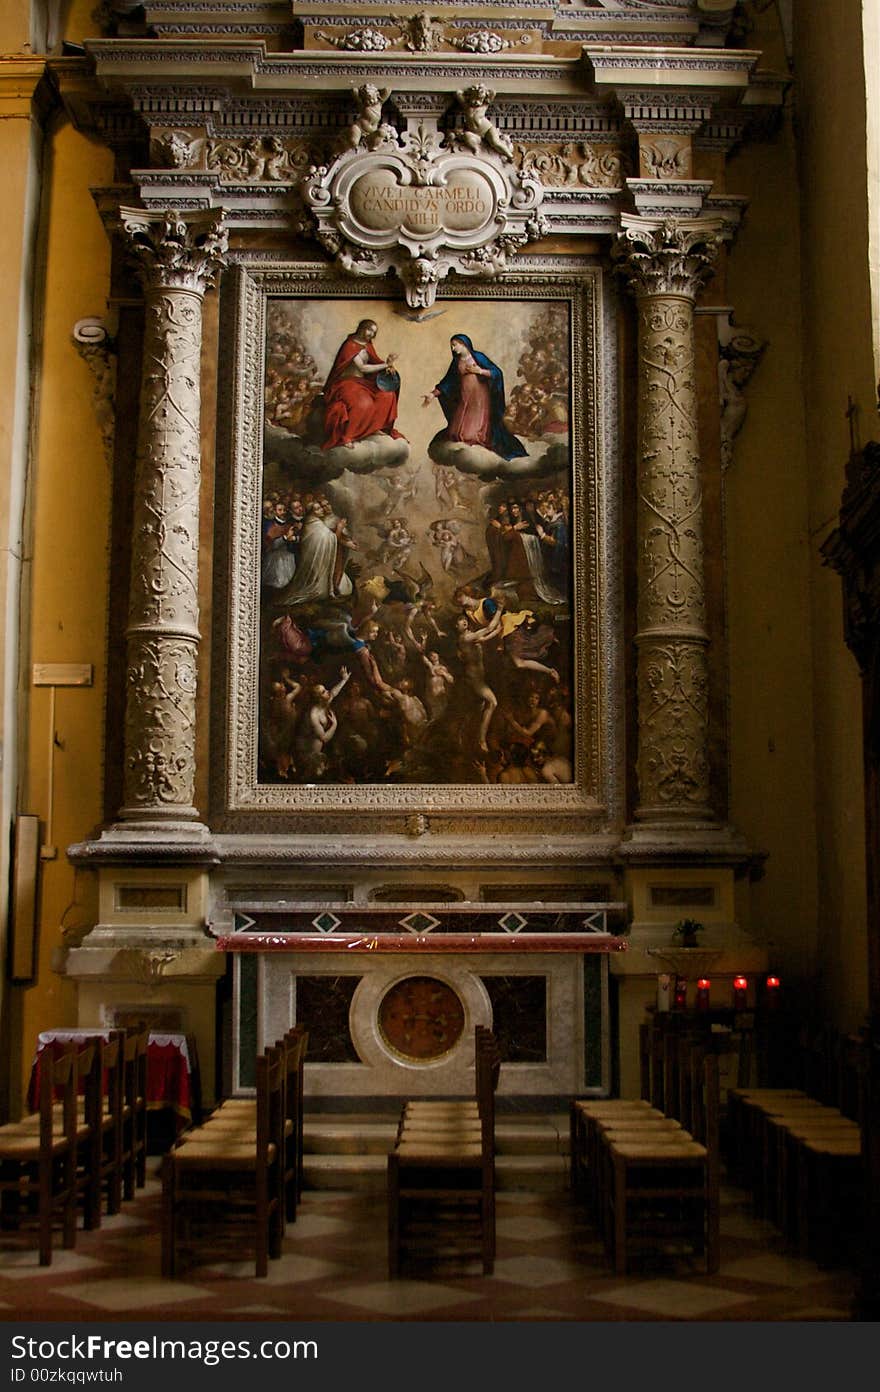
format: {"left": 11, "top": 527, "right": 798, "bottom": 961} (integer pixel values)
{"left": 188, "top": 1026, "right": 308, "bottom": 1223}
{"left": 88, "top": 1031, "right": 126, "bottom": 1226}
{"left": 161, "top": 1047, "right": 285, "bottom": 1277}
{"left": 569, "top": 1022, "right": 661, "bottom": 1204}
{"left": 120, "top": 1029, "right": 148, "bottom": 1199}
{"left": 0, "top": 1043, "right": 83, "bottom": 1265}
{"left": 601, "top": 1040, "right": 721, "bottom": 1276}
{"left": 388, "top": 1027, "right": 500, "bottom": 1277}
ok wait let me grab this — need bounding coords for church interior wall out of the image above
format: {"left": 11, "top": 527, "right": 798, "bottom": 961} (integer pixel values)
{"left": 0, "top": 0, "right": 876, "bottom": 1114}
{"left": 791, "top": 0, "right": 872, "bottom": 1031}
{"left": 723, "top": 75, "right": 821, "bottom": 995}
{"left": 15, "top": 118, "right": 114, "bottom": 1107}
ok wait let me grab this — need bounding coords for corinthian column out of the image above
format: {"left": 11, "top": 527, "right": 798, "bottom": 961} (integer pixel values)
{"left": 613, "top": 216, "right": 724, "bottom": 822}
{"left": 117, "top": 209, "right": 227, "bottom": 825}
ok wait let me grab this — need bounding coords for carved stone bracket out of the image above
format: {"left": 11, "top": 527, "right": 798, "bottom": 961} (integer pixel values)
{"left": 713, "top": 310, "right": 766, "bottom": 471}
{"left": 72, "top": 317, "right": 117, "bottom": 468}
{"left": 304, "top": 94, "right": 545, "bottom": 309}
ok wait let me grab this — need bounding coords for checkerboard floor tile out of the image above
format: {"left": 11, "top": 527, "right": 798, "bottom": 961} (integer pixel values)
{"left": 0, "top": 1160, "right": 860, "bottom": 1322}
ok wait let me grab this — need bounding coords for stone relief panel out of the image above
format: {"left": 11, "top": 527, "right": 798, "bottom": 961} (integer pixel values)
{"left": 638, "top": 135, "right": 692, "bottom": 180}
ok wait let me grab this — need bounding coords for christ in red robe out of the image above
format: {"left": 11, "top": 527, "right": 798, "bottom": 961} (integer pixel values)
{"left": 321, "top": 319, "right": 403, "bottom": 451}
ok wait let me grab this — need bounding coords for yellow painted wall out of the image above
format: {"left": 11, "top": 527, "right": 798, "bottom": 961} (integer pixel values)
{"left": 725, "top": 53, "right": 821, "bottom": 988}
{"left": 792, "top": 0, "right": 874, "bottom": 1028}
{"left": 0, "top": 1, "right": 31, "bottom": 53}
{"left": 720, "top": 1, "right": 873, "bottom": 1032}
{"left": 18, "top": 114, "right": 114, "bottom": 1098}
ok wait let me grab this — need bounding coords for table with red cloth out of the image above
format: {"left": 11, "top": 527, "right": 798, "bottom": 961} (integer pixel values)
{"left": 26, "top": 1028, "right": 200, "bottom": 1132}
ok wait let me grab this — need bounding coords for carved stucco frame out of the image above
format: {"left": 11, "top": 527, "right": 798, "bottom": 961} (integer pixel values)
{"left": 212, "top": 257, "right": 622, "bottom": 830}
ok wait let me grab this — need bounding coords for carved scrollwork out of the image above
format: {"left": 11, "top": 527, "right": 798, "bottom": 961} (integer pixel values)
{"left": 205, "top": 135, "right": 318, "bottom": 182}
{"left": 514, "top": 141, "right": 629, "bottom": 190}
{"left": 124, "top": 636, "right": 198, "bottom": 810}
{"left": 637, "top": 638, "right": 711, "bottom": 813}
{"left": 637, "top": 299, "right": 706, "bottom": 631}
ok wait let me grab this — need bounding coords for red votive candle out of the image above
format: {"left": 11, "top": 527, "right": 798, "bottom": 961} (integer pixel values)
{"left": 733, "top": 974, "right": 748, "bottom": 1008}
{"left": 765, "top": 975, "right": 781, "bottom": 1007}
{"left": 673, "top": 976, "right": 688, "bottom": 1010}
{"left": 696, "top": 978, "right": 710, "bottom": 1010}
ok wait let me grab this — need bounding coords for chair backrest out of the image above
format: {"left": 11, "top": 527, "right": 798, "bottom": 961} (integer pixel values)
{"left": 638, "top": 1022, "right": 651, "bottom": 1102}
{"left": 255, "top": 1045, "right": 285, "bottom": 1169}
{"left": 103, "top": 1030, "right": 125, "bottom": 1108}
{"left": 274, "top": 1028, "right": 308, "bottom": 1126}
{"left": 685, "top": 1041, "right": 719, "bottom": 1154}
{"left": 77, "top": 1040, "right": 103, "bottom": 1129}
{"left": 474, "top": 1027, "right": 501, "bottom": 1157}
{"left": 42, "top": 1042, "right": 79, "bottom": 1150}
{"left": 123, "top": 1029, "right": 148, "bottom": 1106}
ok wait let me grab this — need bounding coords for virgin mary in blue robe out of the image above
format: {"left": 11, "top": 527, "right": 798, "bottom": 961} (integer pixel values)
{"left": 428, "top": 334, "right": 527, "bottom": 462}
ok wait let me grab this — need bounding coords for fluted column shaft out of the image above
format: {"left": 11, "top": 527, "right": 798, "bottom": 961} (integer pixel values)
{"left": 117, "top": 209, "right": 227, "bottom": 822}
{"left": 614, "top": 216, "right": 723, "bottom": 822}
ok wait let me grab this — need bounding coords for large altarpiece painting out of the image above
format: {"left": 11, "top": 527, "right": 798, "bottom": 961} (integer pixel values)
{"left": 217, "top": 263, "right": 617, "bottom": 823}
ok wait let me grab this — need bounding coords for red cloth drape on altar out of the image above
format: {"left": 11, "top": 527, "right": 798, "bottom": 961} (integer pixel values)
{"left": 26, "top": 1029, "right": 199, "bottom": 1126}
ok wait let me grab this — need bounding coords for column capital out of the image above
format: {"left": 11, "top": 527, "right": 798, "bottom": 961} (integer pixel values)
{"left": 117, "top": 207, "right": 228, "bottom": 295}
{"left": 612, "top": 214, "right": 725, "bottom": 300}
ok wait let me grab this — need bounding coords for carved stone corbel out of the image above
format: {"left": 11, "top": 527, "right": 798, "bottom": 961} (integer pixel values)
{"left": 715, "top": 312, "right": 766, "bottom": 471}
{"left": 72, "top": 317, "right": 117, "bottom": 468}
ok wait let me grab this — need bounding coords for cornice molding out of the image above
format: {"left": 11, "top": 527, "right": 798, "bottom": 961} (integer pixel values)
{"left": 86, "top": 38, "right": 589, "bottom": 94}
{"left": 583, "top": 43, "right": 760, "bottom": 90}
{"left": 0, "top": 57, "right": 52, "bottom": 120}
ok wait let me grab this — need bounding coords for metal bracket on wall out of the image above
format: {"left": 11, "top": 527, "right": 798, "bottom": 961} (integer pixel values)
{"left": 31, "top": 663, "right": 93, "bottom": 860}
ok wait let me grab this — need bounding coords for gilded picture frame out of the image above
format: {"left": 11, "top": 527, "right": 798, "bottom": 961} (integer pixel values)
{"left": 213, "top": 260, "right": 619, "bottom": 831}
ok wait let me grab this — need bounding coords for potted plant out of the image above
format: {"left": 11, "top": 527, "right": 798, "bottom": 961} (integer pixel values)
{"left": 672, "top": 918, "right": 704, "bottom": 949}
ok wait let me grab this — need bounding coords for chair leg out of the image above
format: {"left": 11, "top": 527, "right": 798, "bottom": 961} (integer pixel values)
{"left": 160, "top": 1155, "right": 176, "bottom": 1278}
{"left": 109, "top": 1165, "right": 122, "bottom": 1217}
{"left": 612, "top": 1156, "right": 627, "bottom": 1276}
{"left": 482, "top": 1182, "right": 495, "bottom": 1275}
{"left": 123, "top": 1125, "right": 135, "bottom": 1203}
{"left": 255, "top": 1172, "right": 268, "bottom": 1278}
{"left": 706, "top": 1169, "right": 720, "bottom": 1274}
{"left": 38, "top": 1153, "right": 55, "bottom": 1267}
{"left": 387, "top": 1154, "right": 400, "bottom": 1278}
